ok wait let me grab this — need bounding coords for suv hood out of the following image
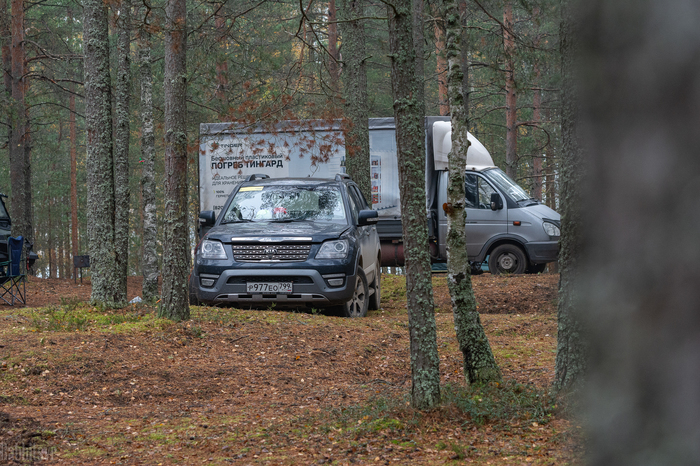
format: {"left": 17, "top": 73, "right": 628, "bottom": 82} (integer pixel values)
{"left": 205, "top": 221, "right": 350, "bottom": 243}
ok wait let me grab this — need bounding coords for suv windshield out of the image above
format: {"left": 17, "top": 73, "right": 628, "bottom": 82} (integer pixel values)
{"left": 222, "top": 185, "right": 347, "bottom": 224}
{"left": 482, "top": 168, "right": 531, "bottom": 202}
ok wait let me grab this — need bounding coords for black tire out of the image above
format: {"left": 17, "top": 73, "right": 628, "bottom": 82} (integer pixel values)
{"left": 188, "top": 274, "right": 200, "bottom": 306}
{"left": 368, "top": 263, "right": 381, "bottom": 311}
{"left": 341, "top": 269, "right": 369, "bottom": 318}
{"left": 526, "top": 263, "right": 547, "bottom": 274}
{"left": 488, "top": 244, "right": 527, "bottom": 275}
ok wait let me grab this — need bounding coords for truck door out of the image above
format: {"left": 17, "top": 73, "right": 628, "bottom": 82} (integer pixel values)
{"left": 463, "top": 174, "right": 508, "bottom": 259}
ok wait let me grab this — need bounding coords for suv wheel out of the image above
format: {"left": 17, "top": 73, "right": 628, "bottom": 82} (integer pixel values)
{"left": 368, "top": 263, "right": 381, "bottom": 311}
{"left": 341, "top": 269, "right": 369, "bottom": 318}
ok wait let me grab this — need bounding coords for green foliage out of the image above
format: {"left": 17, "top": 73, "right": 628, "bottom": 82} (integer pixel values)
{"left": 441, "top": 381, "right": 555, "bottom": 426}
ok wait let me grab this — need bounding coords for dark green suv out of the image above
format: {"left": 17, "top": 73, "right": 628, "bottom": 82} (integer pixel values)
{"left": 192, "top": 175, "right": 381, "bottom": 317}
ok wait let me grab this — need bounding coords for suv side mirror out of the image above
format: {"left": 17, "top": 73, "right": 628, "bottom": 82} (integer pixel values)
{"left": 199, "top": 210, "right": 216, "bottom": 226}
{"left": 490, "top": 193, "right": 503, "bottom": 211}
{"left": 358, "top": 210, "right": 379, "bottom": 226}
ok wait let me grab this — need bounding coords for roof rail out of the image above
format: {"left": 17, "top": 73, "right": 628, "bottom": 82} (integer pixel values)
{"left": 244, "top": 174, "right": 270, "bottom": 182}
{"left": 335, "top": 173, "right": 351, "bottom": 181}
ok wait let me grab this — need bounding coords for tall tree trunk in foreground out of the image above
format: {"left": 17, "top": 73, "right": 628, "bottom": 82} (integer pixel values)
{"left": 432, "top": 4, "right": 448, "bottom": 115}
{"left": 10, "top": 0, "right": 33, "bottom": 242}
{"left": 443, "top": 0, "right": 501, "bottom": 385}
{"left": 553, "top": 0, "right": 586, "bottom": 394}
{"left": 1, "top": 0, "right": 11, "bottom": 134}
{"left": 114, "top": 0, "right": 131, "bottom": 305}
{"left": 387, "top": 0, "right": 440, "bottom": 409}
{"left": 503, "top": 1, "right": 517, "bottom": 179}
{"left": 459, "top": 0, "right": 470, "bottom": 121}
{"left": 578, "top": 0, "right": 700, "bottom": 462}
{"left": 337, "top": 0, "right": 371, "bottom": 201}
{"left": 159, "top": 0, "right": 190, "bottom": 320}
{"left": 84, "top": 0, "right": 118, "bottom": 306}
{"left": 139, "top": 21, "right": 159, "bottom": 303}
{"left": 412, "top": 0, "right": 425, "bottom": 112}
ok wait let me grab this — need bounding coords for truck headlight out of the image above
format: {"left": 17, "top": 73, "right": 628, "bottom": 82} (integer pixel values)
{"left": 315, "top": 239, "right": 349, "bottom": 259}
{"left": 543, "top": 222, "right": 560, "bottom": 237}
{"left": 200, "top": 240, "right": 228, "bottom": 259}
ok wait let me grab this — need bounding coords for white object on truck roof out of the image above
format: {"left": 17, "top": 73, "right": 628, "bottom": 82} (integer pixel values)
{"left": 432, "top": 121, "right": 494, "bottom": 171}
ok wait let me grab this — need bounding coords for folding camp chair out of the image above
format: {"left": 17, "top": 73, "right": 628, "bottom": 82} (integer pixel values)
{"left": 0, "top": 236, "right": 26, "bottom": 305}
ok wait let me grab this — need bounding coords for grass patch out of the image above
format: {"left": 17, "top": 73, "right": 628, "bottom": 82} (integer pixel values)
{"left": 27, "top": 298, "right": 170, "bottom": 333}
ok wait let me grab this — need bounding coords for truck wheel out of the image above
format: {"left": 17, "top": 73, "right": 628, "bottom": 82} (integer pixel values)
{"left": 489, "top": 245, "right": 527, "bottom": 275}
{"left": 342, "top": 269, "right": 369, "bottom": 318}
{"left": 368, "top": 263, "right": 381, "bottom": 311}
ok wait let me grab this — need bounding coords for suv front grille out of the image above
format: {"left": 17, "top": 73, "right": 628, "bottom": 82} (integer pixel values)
{"left": 231, "top": 244, "right": 312, "bottom": 262}
{"left": 227, "top": 276, "right": 314, "bottom": 285}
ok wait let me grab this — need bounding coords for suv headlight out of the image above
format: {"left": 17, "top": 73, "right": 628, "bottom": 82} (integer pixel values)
{"left": 200, "top": 240, "right": 228, "bottom": 259}
{"left": 315, "top": 239, "right": 349, "bottom": 259}
{"left": 543, "top": 222, "right": 560, "bottom": 237}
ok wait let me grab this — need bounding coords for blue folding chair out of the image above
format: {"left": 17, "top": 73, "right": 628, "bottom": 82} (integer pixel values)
{"left": 0, "top": 236, "right": 26, "bottom": 305}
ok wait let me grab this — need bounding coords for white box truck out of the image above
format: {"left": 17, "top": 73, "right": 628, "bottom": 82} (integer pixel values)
{"left": 198, "top": 116, "right": 560, "bottom": 274}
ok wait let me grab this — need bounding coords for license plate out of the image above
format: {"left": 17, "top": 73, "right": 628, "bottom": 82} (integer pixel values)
{"left": 246, "top": 282, "right": 293, "bottom": 294}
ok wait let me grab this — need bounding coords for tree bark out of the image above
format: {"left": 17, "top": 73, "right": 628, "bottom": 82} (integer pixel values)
{"left": 412, "top": 0, "right": 425, "bottom": 113}
{"left": 531, "top": 6, "right": 543, "bottom": 200}
{"left": 553, "top": 0, "right": 585, "bottom": 393}
{"left": 337, "top": 0, "right": 371, "bottom": 201}
{"left": 114, "top": 0, "right": 131, "bottom": 305}
{"left": 443, "top": 0, "right": 501, "bottom": 385}
{"left": 327, "top": 0, "right": 339, "bottom": 91}
{"left": 70, "top": 88, "right": 78, "bottom": 275}
{"left": 387, "top": 0, "right": 440, "bottom": 409}
{"left": 10, "top": 0, "right": 33, "bottom": 242}
{"left": 139, "top": 20, "right": 159, "bottom": 303}
{"left": 503, "top": 1, "right": 517, "bottom": 179}
{"left": 159, "top": 0, "right": 190, "bottom": 320}
{"left": 432, "top": 7, "right": 448, "bottom": 116}
{"left": 1, "top": 0, "right": 11, "bottom": 137}
{"left": 84, "top": 0, "right": 118, "bottom": 306}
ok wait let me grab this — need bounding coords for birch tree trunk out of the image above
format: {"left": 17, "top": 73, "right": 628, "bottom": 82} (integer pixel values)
{"left": 114, "top": 0, "right": 131, "bottom": 305}
{"left": 337, "top": 0, "right": 371, "bottom": 201}
{"left": 138, "top": 21, "right": 159, "bottom": 303}
{"left": 84, "top": 0, "right": 118, "bottom": 306}
{"left": 443, "top": 0, "right": 501, "bottom": 385}
{"left": 159, "top": 0, "right": 190, "bottom": 320}
{"left": 553, "top": 0, "right": 585, "bottom": 393}
{"left": 387, "top": 0, "right": 440, "bottom": 409}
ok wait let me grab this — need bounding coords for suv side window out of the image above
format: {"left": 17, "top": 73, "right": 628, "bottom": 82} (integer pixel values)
{"left": 350, "top": 185, "right": 370, "bottom": 210}
{"left": 346, "top": 187, "right": 360, "bottom": 224}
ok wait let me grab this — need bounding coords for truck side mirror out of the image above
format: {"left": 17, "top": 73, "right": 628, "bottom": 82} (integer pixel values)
{"left": 358, "top": 210, "right": 379, "bottom": 226}
{"left": 490, "top": 193, "right": 503, "bottom": 211}
{"left": 199, "top": 210, "right": 216, "bottom": 226}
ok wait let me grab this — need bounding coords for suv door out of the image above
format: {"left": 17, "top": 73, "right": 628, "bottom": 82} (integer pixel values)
{"left": 348, "top": 184, "right": 379, "bottom": 280}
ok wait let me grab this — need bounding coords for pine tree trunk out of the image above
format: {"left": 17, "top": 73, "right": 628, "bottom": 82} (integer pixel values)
{"left": 84, "top": 0, "right": 118, "bottom": 306}
{"left": 70, "top": 88, "right": 79, "bottom": 276}
{"left": 387, "top": 0, "right": 440, "bottom": 409}
{"left": 1, "top": 0, "right": 11, "bottom": 134}
{"left": 553, "top": 0, "right": 585, "bottom": 393}
{"left": 503, "top": 1, "right": 517, "bottom": 179}
{"left": 114, "top": 0, "right": 131, "bottom": 305}
{"left": 443, "top": 0, "right": 501, "bottom": 385}
{"left": 159, "top": 0, "right": 190, "bottom": 320}
{"left": 337, "top": 0, "right": 371, "bottom": 201}
{"left": 10, "top": 0, "right": 33, "bottom": 242}
{"left": 412, "top": 0, "right": 425, "bottom": 112}
{"left": 432, "top": 7, "right": 448, "bottom": 116}
{"left": 139, "top": 24, "right": 159, "bottom": 303}
{"left": 214, "top": 12, "right": 229, "bottom": 107}
{"left": 327, "top": 0, "right": 339, "bottom": 91}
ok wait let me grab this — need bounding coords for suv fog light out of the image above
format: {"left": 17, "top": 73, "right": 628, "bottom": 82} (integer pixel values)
{"left": 323, "top": 273, "right": 345, "bottom": 287}
{"left": 200, "top": 273, "right": 219, "bottom": 287}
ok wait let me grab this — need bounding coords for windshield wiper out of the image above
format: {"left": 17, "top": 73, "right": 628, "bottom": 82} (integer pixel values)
{"left": 221, "top": 218, "right": 254, "bottom": 224}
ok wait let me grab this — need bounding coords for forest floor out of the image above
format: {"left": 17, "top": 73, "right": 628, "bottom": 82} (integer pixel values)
{"left": 0, "top": 272, "right": 582, "bottom": 465}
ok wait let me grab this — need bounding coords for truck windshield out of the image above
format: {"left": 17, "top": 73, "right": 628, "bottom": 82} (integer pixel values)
{"left": 222, "top": 185, "right": 347, "bottom": 224}
{"left": 482, "top": 168, "right": 531, "bottom": 202}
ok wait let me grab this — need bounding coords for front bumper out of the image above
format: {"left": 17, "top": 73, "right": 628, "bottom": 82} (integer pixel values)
{"left": 524, "top": 240, "right": 559, "bottom": 264}
{"left": 194, "top": 268, "right": 358, "bottom": 307}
